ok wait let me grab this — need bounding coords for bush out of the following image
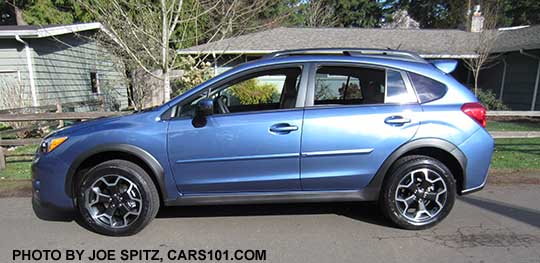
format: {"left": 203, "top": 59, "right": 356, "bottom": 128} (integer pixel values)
{"left": 229, "top": 79, "right": 277, "bottom": 104}
{"left": 476, "top": 89, "right": 510, "bottom": 110}
{"left": 173, "top": 56, "right": 213, "bottom": 97}
{"left": 0, "top": 123, "right": 9, "bottom": 131}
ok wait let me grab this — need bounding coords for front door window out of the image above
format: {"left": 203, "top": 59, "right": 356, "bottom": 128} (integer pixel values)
{"left": 178, "top": 67, "right": 302, "bottom": 117}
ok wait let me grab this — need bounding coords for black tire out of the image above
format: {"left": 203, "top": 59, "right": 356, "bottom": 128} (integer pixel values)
{"left": 379, "top": 155, "right": 456, "bottom": 230}
{"left": 76, "top": 159, "right": 160, "bottom": 236}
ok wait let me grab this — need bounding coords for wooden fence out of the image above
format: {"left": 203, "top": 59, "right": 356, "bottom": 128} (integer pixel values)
{"left": 0, "top": 110, "right": 126, "bottom": 171}
{"left": 1, "top": 110, "right": 540, "bottom": 171}
{"left": 0, "top": 111, "right": 123, "bottom": 122}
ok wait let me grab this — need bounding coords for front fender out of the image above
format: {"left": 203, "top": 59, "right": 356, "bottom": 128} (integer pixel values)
{"left": 65, "top": 144, "right": 167, "bottom": 200}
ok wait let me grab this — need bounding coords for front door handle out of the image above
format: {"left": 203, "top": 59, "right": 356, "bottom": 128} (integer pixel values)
{"left": 269, "top": 123, "right": 299, "bottom": 134}
{"left": 384, "top": 116, "right": 411, "bottom": 125}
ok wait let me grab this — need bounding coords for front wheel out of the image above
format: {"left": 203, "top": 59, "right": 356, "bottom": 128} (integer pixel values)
{"left": 76, "top": 160, "right": 160, "bottom": 236}
{"left": 380, "top": 155, "right": 456, "bottom": 230}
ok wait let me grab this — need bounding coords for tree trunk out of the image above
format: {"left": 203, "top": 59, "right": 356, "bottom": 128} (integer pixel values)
{"left": 163, "top": 71, "right": 171, "bottom": 103}
{"left": 474, "top": 69, "right": 479, "bottom": 96}
{"left": 161, "top": 0, "right": 170, "bottom": 103}
{"left": 10, "top": 1, "right": 27, "bottom": 25}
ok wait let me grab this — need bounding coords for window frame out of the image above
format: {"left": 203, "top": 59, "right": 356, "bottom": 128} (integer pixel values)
{"left": 168, "top": 63, "right": 308, "bottom": 120}
{"left": 304, "top": 62, "right": 419, "bottom": 108}
{"left": 90, "top": 71, "right": 100, "bottom": 94}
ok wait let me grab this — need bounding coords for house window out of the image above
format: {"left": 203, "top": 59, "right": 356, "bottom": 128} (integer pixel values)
{"left": 90, "top": 72, "right": 100, "bottom": 94}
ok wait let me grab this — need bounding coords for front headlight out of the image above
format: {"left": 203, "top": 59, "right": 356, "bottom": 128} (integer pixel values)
{"left": 40, "top": 137, "right": 68, "bottom": 153}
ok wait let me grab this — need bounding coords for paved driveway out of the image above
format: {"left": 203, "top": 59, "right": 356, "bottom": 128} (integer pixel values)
{"left": 0, "top": 184, "right": 539, "bottom": 263}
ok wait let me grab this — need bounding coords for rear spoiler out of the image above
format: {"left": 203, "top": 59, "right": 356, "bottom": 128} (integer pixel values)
{"left": 431, "top": 60, "right": 458, "bottom": 74}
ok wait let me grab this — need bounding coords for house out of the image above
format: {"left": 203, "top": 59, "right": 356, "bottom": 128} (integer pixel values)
{"left": 179, "top": 25, "right": 540, "bottom": 110}
{"left": 0, "top": 23, "right": 128, "bottom": 111}
{"left": 481, "top": 25, "right": 540, "bottom": 110}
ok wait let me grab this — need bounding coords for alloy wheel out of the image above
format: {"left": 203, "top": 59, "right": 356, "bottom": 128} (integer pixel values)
{"left": 84, "top": 175, "right": 143, "bottom": 228}
{"left": 394, "top": 168, "right": 448, "bottom": 223}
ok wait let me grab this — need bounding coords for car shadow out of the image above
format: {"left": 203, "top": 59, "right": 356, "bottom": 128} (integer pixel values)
{"left": 34, "top": 200, "right": 394, "bottom": 231}
{"left": 36, "top": 193, "right": 540, "bottom": 234}
{"left": 156, "top": 201, "right": 394, "bottom": 228}
{"left": 459, "top": 195, "right": 540, "bottom": 228}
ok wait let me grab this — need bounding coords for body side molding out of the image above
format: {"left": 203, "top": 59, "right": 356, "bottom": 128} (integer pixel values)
{"left": 301, "top": 148, "right": 374, "bottom": 157}
{"left": 175, "top": 152, "right": 299, "bottom": 164}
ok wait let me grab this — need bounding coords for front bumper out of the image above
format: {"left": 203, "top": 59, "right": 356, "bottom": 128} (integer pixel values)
{"left": 31, "top": 154, "right": 76, "bottom": 218}
{"left": 32, "top": 193, "right": 75, "bottom": 221}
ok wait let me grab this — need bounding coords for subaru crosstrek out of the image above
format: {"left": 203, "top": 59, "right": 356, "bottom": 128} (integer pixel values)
{"left": 32, "top": 48, "right": 494, "bottom": 236}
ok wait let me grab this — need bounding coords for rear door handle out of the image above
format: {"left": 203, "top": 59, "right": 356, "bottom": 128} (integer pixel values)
{"left": 269, "top": 123, "right": 299, "bottom": 134}
{"left": 384, "top": 116, "right": 411, "bottom": 125}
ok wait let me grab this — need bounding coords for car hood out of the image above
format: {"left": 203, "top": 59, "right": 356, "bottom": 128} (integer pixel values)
{"left": 46, "top": 111, "right": 151, "bottom": 138}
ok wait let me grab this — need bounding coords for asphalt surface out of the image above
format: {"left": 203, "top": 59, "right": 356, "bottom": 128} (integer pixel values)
{"left": 0, "top": 184, "right": 539, "bottom": 263}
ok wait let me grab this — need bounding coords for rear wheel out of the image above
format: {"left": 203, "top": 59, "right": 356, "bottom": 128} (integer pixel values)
{"left": 380, "top": 155, "right": 456, "bottom": 230}
{"left": 76, "top": 160, "right": 160, "bottom": 236}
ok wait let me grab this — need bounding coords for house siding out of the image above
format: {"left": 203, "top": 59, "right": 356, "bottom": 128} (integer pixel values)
{"left": 0, "top": 39, "right": 33, "bottom": 109}
{"left": 481, "top": 50, "right": 540, "bottom": 110}
{"left": 27, "top": 31, "right": 128, "bottom": 110}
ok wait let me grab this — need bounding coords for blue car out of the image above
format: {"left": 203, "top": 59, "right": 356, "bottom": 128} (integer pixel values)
{"left": 32, "top": 48, "right": 493, "bottom": 235}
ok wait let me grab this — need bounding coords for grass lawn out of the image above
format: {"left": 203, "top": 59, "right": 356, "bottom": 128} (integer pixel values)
{"left": 486, "top": 121, "right": 540, "bottom": 169}
{"left": 487, "top": 121, "right": 540, "bottom": 131}
{"left": 492, "top": 137, "right": 540, "bottom": 169}
{"left": 0, "top": 144, "right": 37, "bottom": 180}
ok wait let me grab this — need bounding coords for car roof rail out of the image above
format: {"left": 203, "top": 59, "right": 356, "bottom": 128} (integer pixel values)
{"left": 263, "top": 48, "right": 428, "bottom": 63}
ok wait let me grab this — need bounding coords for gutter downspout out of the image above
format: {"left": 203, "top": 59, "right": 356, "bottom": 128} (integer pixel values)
{"left": 499, "top": 56, "right": 507, "bottom": 100}
{"left": 520, "top": 49, "right": 540, "bottom": 111}
{"left": 15, "top": 35, "right": 38, "bottom": 107}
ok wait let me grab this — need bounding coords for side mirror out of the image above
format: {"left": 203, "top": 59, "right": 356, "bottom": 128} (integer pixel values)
{"left": 196, "top": 98, "right": 214, "bottom": 117}
{"left": 192, "top": 98, "right": 213, "bottom": 128}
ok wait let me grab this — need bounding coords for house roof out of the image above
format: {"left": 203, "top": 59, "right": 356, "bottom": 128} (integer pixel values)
{"left": 493, "top": 25, "right": 540, "bottom": 52}
{"left": 0, "top": 22, "right": 102, "bottom": 38}
{"left": 180, "top": 26, "right": 540, "bottom": 58}
{"left": 179, "top": 27, "right": 480, "bottom": 58}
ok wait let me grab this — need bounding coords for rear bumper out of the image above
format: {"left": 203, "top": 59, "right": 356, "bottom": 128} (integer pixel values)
{"left": 458, "top": 128, "right": 494, "bottom": 195}
{"left": 460, "top": 172, "right": 488, "bottom": 194}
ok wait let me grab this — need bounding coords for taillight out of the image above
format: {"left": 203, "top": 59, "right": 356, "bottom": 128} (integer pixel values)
{"left": 461, "top": 102, "right": 486, "bottom": 128}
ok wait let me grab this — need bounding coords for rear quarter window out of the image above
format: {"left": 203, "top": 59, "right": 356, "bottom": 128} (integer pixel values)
{"left": 408, "top": 72, "right": 447, "bottom": 103}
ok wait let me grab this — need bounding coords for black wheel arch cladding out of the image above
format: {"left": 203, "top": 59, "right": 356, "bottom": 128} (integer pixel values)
{"left": 65, "top": 144, "right": 167, "bottom": 200}
{"left": 365, "top": 138, "right": 466, "bottom": 198}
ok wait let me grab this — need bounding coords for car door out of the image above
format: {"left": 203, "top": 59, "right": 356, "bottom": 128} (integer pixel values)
{"left": 167, "top": 65, "right": 307, "bottom": 194}
{"left": 300, "top": 64, "right": 422, "bottom": 191}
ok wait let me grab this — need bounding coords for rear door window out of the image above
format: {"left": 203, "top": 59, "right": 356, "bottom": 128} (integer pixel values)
{"left": 313, "top": 66, "right": 416, "bottom": 106}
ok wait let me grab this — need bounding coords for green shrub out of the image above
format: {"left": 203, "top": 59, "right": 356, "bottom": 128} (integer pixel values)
{"left": 476, "top": 89, "right": 510, "bottom": 110}
{"left": 229, "top": 79, "right": 278, "bottom": 105}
